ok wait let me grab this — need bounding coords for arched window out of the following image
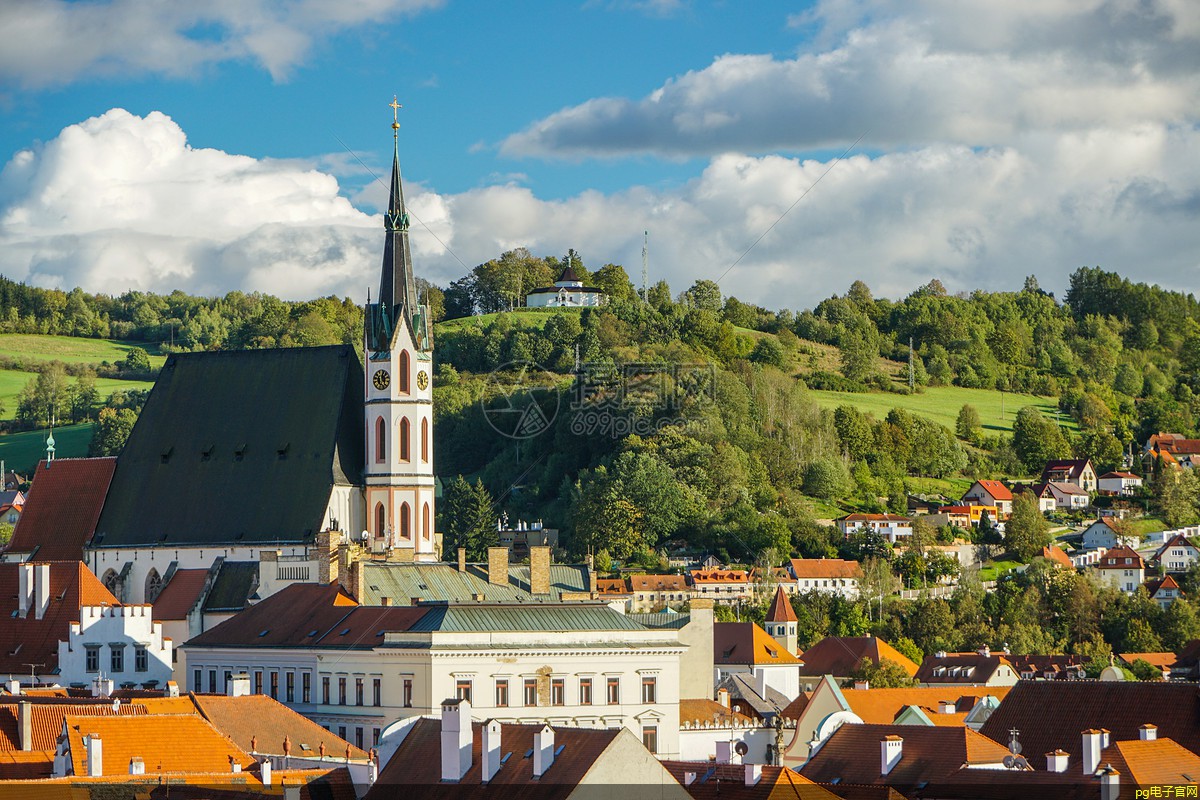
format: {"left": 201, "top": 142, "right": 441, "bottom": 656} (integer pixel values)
{"left": 399, "top": 350, "right": 410, "bottom": 394}
{"left": 399, "top": 418, "right": 410, "bottom": 462}
{"left": 421, "top": 418, "right": 429, "bottom": 463}
{"left": 400, "top": 502, "right": 411, "bottom": 539}
{"left": 375, "top": 417, "right": 386, "bottom": 463}
{"left": 145, "top": 568, "right": 163, "bottom": 602}
{"left": 374, "top": 502, "right": 386, "bottom": 538}
{"left": 422, "top": 503, "right": 431, "bottom": 540}
{"left": 101, "top": 569, "right": 119, "bottom": 596}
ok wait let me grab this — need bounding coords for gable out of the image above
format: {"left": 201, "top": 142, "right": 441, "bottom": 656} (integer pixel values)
{"left": 92, "top": 346, "right": 364, "bottom": 548}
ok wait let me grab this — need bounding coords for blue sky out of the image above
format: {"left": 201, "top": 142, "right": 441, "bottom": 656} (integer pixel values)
{"left": 1, "top": 0, "right": 1199, "bottom": 309}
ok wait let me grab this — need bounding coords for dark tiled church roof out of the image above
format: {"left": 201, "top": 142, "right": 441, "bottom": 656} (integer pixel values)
{"left": 92, "top": 345, "right": 364, "bottom": 548}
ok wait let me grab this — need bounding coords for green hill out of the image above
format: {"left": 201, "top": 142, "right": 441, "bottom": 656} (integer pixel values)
{"left": 807, "top": 385, "right": 1071, "bottom": 435}
{"left": 0, "top": 423, "right": 95, "bottom": 473}
{"left": 0, "top": 370, "right": 155, "bottom": 423}
{"left": 0, "top": 334, "right": 165, "bottom": 368}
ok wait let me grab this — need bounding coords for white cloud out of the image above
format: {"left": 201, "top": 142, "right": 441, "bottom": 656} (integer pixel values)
{"left": 0, "top": 0, "right": 444, "bottom": 88}
{"left": 501, "top": 0, "right": 1200, "bottom": 158}
{"left": 4, "top": 109, "right": 1200, "bottom": 310}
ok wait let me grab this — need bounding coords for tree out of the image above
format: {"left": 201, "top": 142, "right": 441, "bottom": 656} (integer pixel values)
{"left": 121, "top": 346, "right": 152, "bottom": 374}
{"left": 88, "top": 407, "right": 138, "bottom": 456}
{"left": 1011, "top": 406, "right": 1070, "bottom": 473}
{"left": 955, "top": 404, "right": 983, "bottom": 445}
{"left": 1005, "top": 492, "right": 1052, "bottom": 561}
{"left": 16, "top": 363, "right": 69, "bottom": 427}
{"left": 683, "top": 280, "right": 722, "bottom": 312}
{"left": 833, "top": 406, "right": 874, "bottom": 461}
{"left": 1154, "top": 468, "right": 1200, "bottom": 528}
{"left": 848, "top": 657, "right": 916, "bottom": 688}
{"left": 803, "top": 457, "right": 851, "bottom": 501}
{"left": 749, "top": 337, "right": 788, "bottom": 369}
{"left": 439, "top": 476, "right": 497, "bottom": 561}
{"left": 1128, "top": 658, "right": 1164, "bottom": 681}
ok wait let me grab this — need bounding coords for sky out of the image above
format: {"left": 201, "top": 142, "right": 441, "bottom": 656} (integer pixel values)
{"left": 1, "top": 0, "right": 1198, "bottom": 311}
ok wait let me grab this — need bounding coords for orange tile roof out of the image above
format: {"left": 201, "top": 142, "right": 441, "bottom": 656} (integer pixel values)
{"left": 789, "top": 559, "right": 863, "bottom": 580}
{"left": 0, "top": 702, "right": 148, "bottom": 755}
{"left": 969, "top": 480, "right": 1013, "bottom": 501}
{"left": 679, "top": 698, "right": 755, "bottom": 727}
{"left": 1102, "top": 737, "right": 1200, "bottom": 786}
{"left": 190, "top": 693, "right": 368, "bottom": 760}
{"left": 690, "top": 569, "right": 750, "bottom": 584}
{"left": 151, "top": 569, "right": 209, "bottom": 620}
{"left": 765, "top": 586, "right": 797, "bottom": 623}
{"left": 795, "top": 636, "right": 918, "bottom": 678}
{"left": 62, "top": 713, "right": 254, "bottom": 776}
{"left": 1097, "top": 545, "right": 1144, "bottom": 569}
{"left": 1042, "top": 545, "right": 1074, "bottom": 569}
{"left": 840, "top": 687, "right": 1010, "bottom": 724}
{"left": 714, "top": 622, "right": 802, "bottom": 666}
{"left": 594, "top": 578, "right": 629, "bottom": 594}
{"left": 628, "top": 574, "right": 688, "bottom": 591}
{"left": 4, "top": 458, "right": 116, "bottom": 562}
{"left": 1119, "top": 652, "right": 1177, "bottom": 670}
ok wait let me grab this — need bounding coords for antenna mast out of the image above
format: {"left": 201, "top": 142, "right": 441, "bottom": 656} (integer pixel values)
{"left": 908, "top": 337, "right": 915, "bottom": 391}
{"left": 641, "top": 230, "right": 649, "bottom": 303}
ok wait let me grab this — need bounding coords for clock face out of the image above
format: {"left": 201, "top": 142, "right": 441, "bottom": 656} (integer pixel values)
{"left": 372, "top": 369, "right": 390, "bottom": 391}
{"left": 416, "top": 370, "right": 429, "bottom": 390}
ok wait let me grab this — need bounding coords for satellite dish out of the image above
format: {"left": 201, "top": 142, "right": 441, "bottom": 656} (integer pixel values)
{"left": 1003, "top": 755, "right": 1015, "bottom": 769}
{"left": 734, "top": 741, "right": 749, "bottom": 756}
{"left": 1015, "top": 756, "right": 1029, "bottom": 770}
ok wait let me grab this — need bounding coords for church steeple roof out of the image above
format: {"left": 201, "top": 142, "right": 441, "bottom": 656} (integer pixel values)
{"left": 766, "top": 585, "right": 798, "bottom": 623}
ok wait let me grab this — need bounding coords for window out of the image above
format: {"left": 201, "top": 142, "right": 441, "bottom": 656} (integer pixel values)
{"left": 374, "top": 502, "right": 386, "bottom": 538}
{"left": 286, "top": 672, "right": 295, "bottom": 703}
{"left": 399, "top": 350, "right": 410, "bottom": 393}
{"left": 255, "top": 670, "right": 264, "bottom": 695}
{"left": 338, "top": 677, "right": 347, "bottom": 706}
{"left": 133, "top": 645, "right": 148, "bottom": 671}
{"left": 303, "top": 673, "right": 311, "bottom": 704}
{"left": 400, "top": 502, "right": 411, "bottom": 539}
{"left": 270, "top": 671, "right": 278, "bottom": 700}
{"left": 373, "top": 677, "right": 381, "bottom": 707}
{"left": 399, "top": 418, "right": 410, "bottom": 462}
{"left": 375, "top": 417, "right": 387, "bottom": 463}
{"left": 495, "top": 680, "right": 509, "bottom": 707}
{"left": 356, "top": 727, "right": 364, "bottom": 749}
{"left": 224, "top": 670, "right": 232, "bottom": 692}
{"left": 579, "top": 678, "right": 592, "bottom": 706}
{"left": 356, "top": 677, "right": 365, "bottom": 706}
{"left": 421, "top": 418, "right": 429, "bottom": 462}
{"left": 642, "top": 725, "right": 658, "bottom": 754}
{"left": 87, "top": 646, "right": 101, "bottom": 674}
{"left": 456, "top": 679, "right": 473, "bottom": 704}
{"left": 322, "top": 676, "right": 330, "bottom": 705}
{"left": 338, "top": 726, "right": 347, "bottom": 741}
{"left": 422, "top": 503, "right": 431, "bottom": 540}
{"left": 606, "top": 677, "right": 620, "bottom": 705}
{"left": 551, "top": 678, "right": 565, "bottom": 706}
{"left": 641, "top": 677, "right": 657, "bottom": 704}
{"left": 209, "top": 670, "right": 217, "bottom": 694}
{"left": 403, "top": 678, "right": 413, "bottom": 708}
{"left": 524, "top": 679, "right": 538, "bottom": 707}
{"left": 373, "top": 728, "right": 381, "bottom": 746}
{"left": 110, "top": 645, "right": 124, "bottom": 673}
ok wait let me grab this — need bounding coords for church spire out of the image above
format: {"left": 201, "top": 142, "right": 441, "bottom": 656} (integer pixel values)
{"left": 375, "top": 97, "right": 422, "bottom": 351}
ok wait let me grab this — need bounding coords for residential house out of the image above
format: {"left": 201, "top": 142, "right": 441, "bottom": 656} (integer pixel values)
{"left": 688, "top": 569, "right": 753, "bottom": 604}
{"left": 494, "top": 518, "right": 559, "bottom": 557}
{"left": 595, "top": 577, "right": 633, "bottom": 611}
{"left": 58, "top": 604, "right": 172, "bottom": 690}
{"left": 369, "top": 701, "right": 688, "bottom": 798}
{"left": 0, "top": 491, "right": 23, "bottom": 526}
{"left": 786, "top": 559, "right": 862, "bottom": 599}
{"left": 1081, "top": 519, "right": 1139, "bottom": 550}
{"left": 1046, "top": 481, "right": 1091, "bottom": 510}
{"left": 629, "top": 573, "right": 690, "bottom": 612}
{"left": 1092, "top": 545, "right": 1145, "bottom": 593}
{"left": 1041, "top": 459, "right": 1098, "bottom": 492}
{"left": 1, "top": 458, "right": 116, "bottom": 564}
{"left": 1041, "top": 545, "right": 1075, "bottom": 570}
{"left": 1005, "top": 655, "right": 1088, "bottom": 681}
{"left": 934, "top": 504, "right": 996, "bottom": 527}
{"left": 1145, "top": 432, "right": 1200, "bottom": 471}
{"left": 835, "top": 514, "right": 912, "bottom": 543}
{"left": 713, "top": 622, "right": 803, "bottom": 704}
{"left": 1145, "top": 575, "right": 1183, "bottom": 609}
{"left": 1099, "top": 471, "right": 1143, "bottom": 496}
{"left": 675, "top": 698, "right": 786, "bottom": 765}
{"left": 1118, "top": 652, "right": 1177, "bottom": 680}
{"left": 961, "top": 480, "right": 1013, "bottom": 517}
{"left": 1153, "top": 534, "right": 1200, "bottom": 572}
{"left": 524, "top": 264, "right": 608, "bottom": 308}
{"left": 914, "top": 648, "right": 1019, "bottom": 687}
{"left": 185, "top": 582, "right": 687, "bottom": 757}
{"left": 1014, "top": 482, "right": 1058, "bottom": 513}
{"left": 794, "top": 636, "right": 919, "bottom": 691}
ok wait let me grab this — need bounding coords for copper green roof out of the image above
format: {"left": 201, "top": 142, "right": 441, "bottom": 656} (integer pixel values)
{"left": 401, "top": 604, "right": 647, "bottom": 633}
{"left": 360, "top": 561, "right": 592, "bottom": 605}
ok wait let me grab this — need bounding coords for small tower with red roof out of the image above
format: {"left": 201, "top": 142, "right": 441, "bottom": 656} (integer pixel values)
{"left": 764, "top": 585, "right": 799, "bottom": 656}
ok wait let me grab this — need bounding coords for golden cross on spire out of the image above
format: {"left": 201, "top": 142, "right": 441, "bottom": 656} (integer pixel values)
{"left": 390, "top": 96, "right": 402, "bottom": 130}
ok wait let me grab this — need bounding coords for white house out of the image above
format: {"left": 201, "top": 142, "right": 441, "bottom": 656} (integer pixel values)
{"left": 525, "top": 265, "right": 606, "bottom": 308}
{"left": 713, "top": 622, "right": 803, "bottom": 701}
{"left": 1146, "top": 575, "right": 1184, "bottom": 610}
{"left": 961, "top": 480, "right": 1013, "bottom": 517}
{"left": 1098, "top": 472, "right": 1144, "bottom": 496}
{"left": 786, "top": 559, "right": 862, "bottom": 599}
{"left": 1081, "top": 519, "right": 1139, "bottom": 551}
{"left": 1093, "top": 545, "right": 1146, "bottom": 594}
{"left": 1047, "top": 481, "right": 1091, "bottom": 510}
{"left": 688, "top": 569, "right": 753, "bottom": 604}
{"left": 58, "top": 605, "right": 173, "bottom": 689}
{"left": 836, "top": 514, "right": 913, "bottom": 543}
{"left": 1153, "top": 534, "right": 1200, "bottom": 573}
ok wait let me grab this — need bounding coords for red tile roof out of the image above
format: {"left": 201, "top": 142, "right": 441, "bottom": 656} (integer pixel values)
{"left": 151, "top": 569, "right": 209, "bottom": 620}
{"left": 594, "top": 578, "right": 630, "bottom": 595}
{"left": 1042, "top": 546, "right": 1074, "bottom": 569}
{"left": 1100, "top": 471, "right": 1141, "bottom": 480}
{"left": 796, "top": 637, "right": 919, "bottom": 678}
{"left": 789, "top": 559, "right": 863, "bottom": 580}
{"left": 968, "top": 480, "right": 1012, "bottom": 501}
{"left": 0, "top": 562, "right": 118, "bottom": 676}
{"left": 765, "top": 586, "right": 797, "bottom": 623}
{"left": 714, "top": 622, "right": 802, "bottom": 666}
{"left": 1119, "top": 652, "right": 1177, "bottom": 671}
{"left": 190, "top": 693, "right": 367, "bottom": 759}
{"left": 690, "top": 569, "right": 750, "bottom": 584}
{"left": 1146, "top": 574, "right": 1182, "bottom": 597}
{"left": 0, "top": 702, "right": 148, "bottom": 756}
{"left": 1097, "top": 545, "right": 1144, "bottom": 569}
{"left": 4, "top": 459, "right": 116, "bottom": 562}
{"left": 839, "top": 514, "right": 911, "bottom": 523}
{"left": 628, "top": 574, "right": 688, "bottom": 591}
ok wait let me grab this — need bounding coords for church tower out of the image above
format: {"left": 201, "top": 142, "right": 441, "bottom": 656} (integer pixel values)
{"left": 363, "top": 99, "right": 437, "bottom": 561}
{"left": 764, "top": 585, "right": 799, "bottom": 656}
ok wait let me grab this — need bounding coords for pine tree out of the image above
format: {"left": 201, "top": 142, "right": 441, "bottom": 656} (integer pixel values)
{"left": 440, "top": 476, "right": 497, "bottom": 561}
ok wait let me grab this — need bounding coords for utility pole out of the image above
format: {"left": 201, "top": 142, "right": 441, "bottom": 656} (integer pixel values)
{"left": 908, "top": 337, "right": 915, "bottom": 391}
{"left": 641, "top": 230, "right": 649, "bottom": 303}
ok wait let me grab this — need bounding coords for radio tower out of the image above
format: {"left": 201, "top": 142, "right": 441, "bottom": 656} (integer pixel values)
{"left": 908, "top": 337, "right": 915, "bottom": 391}
{"left": 641, "top": 230, "right": 649, "bottom": 303}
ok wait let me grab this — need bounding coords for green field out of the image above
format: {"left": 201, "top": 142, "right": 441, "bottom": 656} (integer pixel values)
{"left": 807, "top": 385, "right": 1069, "bottom": 435}
{"left": 0, "top": 423, "right": 95, "bottom": 473}
{"left": 0, "top": 334, "right": 166, "bottom": 368}
{"left": 0, "top": 370, "right": 155, "bottom": 420}
{"left": 437, "top": 309, "right": 567, "bottom": 332}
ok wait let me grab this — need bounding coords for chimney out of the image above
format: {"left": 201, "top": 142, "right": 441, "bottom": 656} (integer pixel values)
{"left": 17, "top": 564, "right": 33, "bottom": 618}
{"left": 440, "top": 699, "right": 472, "bottom": 782}
{"left": 85, "top": 734, "right": 103, "bottom": 777}
{"left": 33, "top": 563, "right": 50, "bottom": 620}
{"left": 684, "top": 771, "right": 698, "bottom": 786}
{"left": 166, "top": 681, "right": 179, "bottom": 698}
{"left": 317, "top": 530, "right": 339, "bottom": 586}
{"left": 530, "top": 546, "right": 551, "bottom": 595}
{"left": 854, "top": 681, "right": 870, "bottom": 691}
{"left": 231, "top": 756, "right": 242, "bottom": 773}
{"left": 938, "top": 700, "right": 956, "bottom": 714}
{"left": 881, "top": 736, "right": 903, "bottom": 776}
{"left": 487, "top": 548, "right": 508, "bottom": 587}
{"left": 1045, "top": 750, "right": 1069, "bottom": 773}
{"left": 481, "top": 719, "right": 502, "bottom": 783}
{"left": 92, "top": 676, "right": 114, "bottom": 698}
{"left": 1081, "top": 730, "right": 1103, "bottom": 774}
{"left": 261, "top": 758, "right": 272, "bottom": 786}
{"left": 744, "top": 764, "right": 762, "bottom": 786}
{"left": 533, "top": 725, "right": 555, "bottom": 778}
{"left": 18, "top": 702, "right": 31, "bottom": 752}
{"left": 1139, "top": 724, "right": 1158, "bottom": 741}
{"left": 979, "top": 644, "right": 990, "bottom": 658}
{"left": 228, "top": 673, "right": 251, "bottom": 697}
{"left": 7, "top": 679, "right": 19, "bottom": 695}
{"left": 717, "top": 688, "right": 730, "bottom": 708}
{"left": 1099, "top": 728, "right": 1110, "bottom": 749}
{"left": 1099, "top": 764, "right": 1121, "bottom": 800}
{"left": 458, "top": 548, "right": 467, "bottom": 572}
{"left": 128, "top": 757, "right": 145, "bottom": 775}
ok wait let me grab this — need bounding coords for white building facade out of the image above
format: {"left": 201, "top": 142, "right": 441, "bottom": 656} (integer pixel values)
{"left": 58, "top": 605, "right": 172, "bottom": 689}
